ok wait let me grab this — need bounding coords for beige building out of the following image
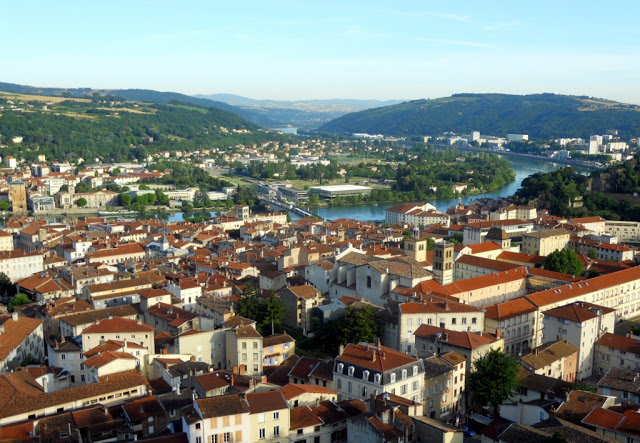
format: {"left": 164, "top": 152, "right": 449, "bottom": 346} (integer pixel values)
{"left": 170, "top": 328, "right": 227, "bottom": 369}
{"left": 414, "top": 324, "right": 503, "bottom": 370}
{"left": 279, "top": 284, "right": 323, "bottom": 333}
{"left": 382, "top": 300, "right": 485, "bottom": 355}
{"left": 246, "top": 390, "right": 291, "bottom": 443}
{"left": 605, "top": 220, "right": 640, "bottom": 244}
{"left": 80, "top": 317, "right": 155, "bottom": 354}
{"left": 0, "top": 369, "right": 149, "bottom": 426}
{"left": 541, "top": 302, "right": 615, "bottom": 380}
{"left": 423, "top": 351, "right": 466, "bottom": 420}
{"left": 484, "top": 297, "right": 538, "bottom": 356}
{"left": 0, "top": 230, "right": 14, "bottom": 251}
{"left": 595, "top": 333, "right": 640, "bottom": 376}
{"left": 182, "top": 394, "right": 252, "bottom": 443}
{"left": 334, "top": 342, "right": 425, "bottom": 403}
{"left": 521, "top": 228, "right": 570, "bottom": 256}
{"left": 0, "top": 313, "right": 44, "bottom": 372}
{"left": 520, "top": 340, "right": 579, "bottom": 382}
{"left": 225, "top": 324, "right": 264, "bottom": 375}
{"left": 262, "top": 333, "right": 295, "bottom": 367}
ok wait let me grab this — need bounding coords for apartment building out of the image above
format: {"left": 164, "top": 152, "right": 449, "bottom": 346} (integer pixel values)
{"left": 484, "top": 297, "right": 538, "bottom": 356}
{"left": 245, "top": 390, "right": 290, "bottom": 443}
{"left": 279, "top": 284, "right": 323, "bottom": 333}
{"left": 595, "top": 333, "right": 640, "bottom": 376}
{"left": 453, "top": 254, "right": 521, "bottom": 281}
{"left": 521, "top": 228, "right": 570, "bottom": 256}
{"left": 334, "top": 342, "right": 425, "bottom": 403}
{"left": 541, "top": 302, "right": 615, "bottom": 380}
{"left": 225, "top": 324, "right": 264, "bottom": 376}
{"left": 423, "top": 351, "right": 466, "bottom": 420}
{"left": 462, "top": 219, "right": 534, "bottom": 245}
{"left": 382, "top": 300, "right": 485, "bottom": 355}
{"left": 414, "top": 325, "right": 503, "bottom": 370}
{"left": 182, "top": 395, "right": 251, "bottom": 443}
{"left": 520, "top": 340, "right": 579, "bottom": 382}
{"left": 0, "top": 313, "right": 44, "bottom": 372}
{"left": 605, "top": 220, "right": 640, "bottom": 243}
{"left": 439, "top": 266, "right": 528, "bottom": 308}
{"left": 80, "top": 317, "right": 155, "bottom": 353}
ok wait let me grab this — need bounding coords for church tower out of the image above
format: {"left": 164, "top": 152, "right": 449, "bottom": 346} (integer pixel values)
{"left": 433, "top": 241, "right": 454, "bottom": 285}
{"left": 403, "top": 227, "right": 427, "bottom": 262}
{"left": 9, "top": 180, "right": 27, "bottom": 213}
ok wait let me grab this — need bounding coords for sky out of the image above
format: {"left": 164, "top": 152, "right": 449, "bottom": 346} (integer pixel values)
{"left": 2, "top": 1, "right": 640, "bottom": 103}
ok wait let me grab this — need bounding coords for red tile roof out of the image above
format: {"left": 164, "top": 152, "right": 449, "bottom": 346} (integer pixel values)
{"left": 484, "top": 297, "right": 538, "bottom": 321}
{"left": 337, "top": 343, "right": 418, "bottom": 372}
{"left": 413, "top": 324, "right": 499, "bottom": 349}
{"left": 596, "top": 333, "right": 640, "bottom": 354}
{"left": 279, "top": 383, "right": 337, "bottom": 400}
{"left": 81, "top": 317, "right": 154, "bottom": 334}
{"left": 245, "top": 390, "right": 288, "bottom": 413}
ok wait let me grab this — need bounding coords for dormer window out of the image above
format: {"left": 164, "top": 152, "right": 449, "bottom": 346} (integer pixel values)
{"left": 348, "top": 366, "right": 355, "bottom": 377}
{"left": 402, "top": 369, "right": 407, "bottom": 380}
{"left": 337, "top": 363, "right": 344, "bottom": 373}
{"left": 374, "top": 374, "right": 381, "bottom": 384}
{"left": 412, "top": 365, "right": 418, "bottom": 376}
{"left": 390, "top": 373, "right": 396, "bottom": 383}
{"left": 363, "top": 370, "right": 370, "bottom": 381}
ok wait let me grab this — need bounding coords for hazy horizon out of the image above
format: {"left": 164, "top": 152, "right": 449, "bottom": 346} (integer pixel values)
{"left": 2, "top": 1, "right": 640, "bottom": 104}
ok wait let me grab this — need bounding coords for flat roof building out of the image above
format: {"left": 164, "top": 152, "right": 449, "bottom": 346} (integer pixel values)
{"left": 309, "top": 185, "right": 372, "bottom": 199}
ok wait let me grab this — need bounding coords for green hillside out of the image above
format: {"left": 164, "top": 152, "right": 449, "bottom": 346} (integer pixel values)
{"left": 0, "top": 92, "right": 294, "bottom": 163}
{"left": 319, "top": 93, "right": 640, "bottom": 139}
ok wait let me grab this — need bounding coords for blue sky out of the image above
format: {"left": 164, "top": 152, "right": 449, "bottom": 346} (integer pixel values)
{"left": 3, "top": 1, "right": 640, "bottom": 102}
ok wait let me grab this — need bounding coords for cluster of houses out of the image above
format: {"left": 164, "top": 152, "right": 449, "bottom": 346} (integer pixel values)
{"left": 0, "top": 198, "right": 639, "bottom": 441}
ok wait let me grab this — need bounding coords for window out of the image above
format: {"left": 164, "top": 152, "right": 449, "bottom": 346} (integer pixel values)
{"left": 401, "top": 384, "right": 407, "bottom": 395}
{"left": 374, "top": 374, "right": 381, "bottom": 384}
{"left": 390, "top": 373, "right": 396, "bottom": 383}
{"left": 337, "top": 378, "right": 342, "bottom": 389}
{"left": 273, "top": 426, "right": 280, "bottom": 436}
{"left": 402, "top": 369, "right": 407, "bottom": 380}
{"left": 452, "top": 318, "right": 457, "bottom": 325}
{"left": 412, "top": 381, "right": 418, "bottom": 391}
{"left": 61, "top": 354, "right": 66, "bottom": 360}
{"left": 348, "top": 381, "right": 352, "bottom": 393}
{"left": 362, "top": 386, "right": 367, "bottom": 397}
{"left": 348, "top": 366, "right": 355, "bottom": 377}
{"left": 273, "top": 411, "right": 279, "bottom": 420}
{"left": 258, "top": 413, "right": 266, "bottom": 423}
{"left": 259, "top": 429, "right": 266, "bottom": 439}
{"left": 363, "top": 370, "right": 370, "bottom": 381}
{"left": 367, "top": 276, "right": 372, "bottom": 288}
{"left": 412, "top": 365, "right": 418, "bottom": 376}
{"left": 337, "top": 363, "right": 344, "bottom": 373}
{"left": 195, "top": 423, "right": 201, "bottom": 430}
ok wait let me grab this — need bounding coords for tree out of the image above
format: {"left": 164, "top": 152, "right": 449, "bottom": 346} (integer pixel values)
{"left": 0, "top": 201, "right": 9, "bottom": 211}
{"left": 468, "top": 348, "right": 520, "bottom": 415}
{"left": 76, "top": 197, "right": 87, "bottom": 207}
{"left": 119, "top": 193, "right": 132, "bottom": 207}
{"left": 0, "top": 272, "right": 15, "bottom": 298}
{"left": 308, "top": 194, "right": 320, "bottom": 207}
{"left": 9, "top": 293, "right": 32, "bottom": 312}
{"left": 336, "top": 306, "right": 383, "bottom": 346}
{"left": 261, "top": 291, "right": 287, "bottom": 336}
{"left": 543, "top": 249, "right": 584, "bottom": 276}
{"left": 587, "top": 248, "right": 598, "bottom": 260}
{"left": 237, "top": 284, "right": 261, "bottom": 321}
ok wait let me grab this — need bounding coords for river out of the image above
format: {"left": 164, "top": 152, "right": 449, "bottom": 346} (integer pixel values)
{"left": 307, "top": 155, "right": 590, "bottom": 221}
{"left": 13, "top": 155, "right": 589, "bottom": 225}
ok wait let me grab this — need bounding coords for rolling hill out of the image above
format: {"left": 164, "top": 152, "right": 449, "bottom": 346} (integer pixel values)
{"left": 319, "top": 93, "right": 640, "bottom": 139}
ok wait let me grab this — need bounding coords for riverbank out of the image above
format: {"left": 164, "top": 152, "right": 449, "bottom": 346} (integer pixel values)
{"left": 443, "top": 145, "right": 604, "bottom": 171}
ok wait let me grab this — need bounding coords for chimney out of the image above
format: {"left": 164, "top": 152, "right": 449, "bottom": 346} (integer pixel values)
{"left": 231, "top": 375, "right": 235, "bottom": 386}
{"left": 339, "top": 344, "right": 345, "bottom": 355}
{"left": 495, "top": 329, "right": 501, "bottom": 339}
{"left": 11, "top": 311, "right": 18, "bottom": 321}
{"left": 190, "top": 356, "right": 195, "bottom": 361}
{"left": 371, "top": 351, "right": 377, "bottom": 363}
{"left": 162, "top": 348, "right": 168, "bottom": 355}
{"left": 534, "top": 349, "right": 539, "bottom": 356}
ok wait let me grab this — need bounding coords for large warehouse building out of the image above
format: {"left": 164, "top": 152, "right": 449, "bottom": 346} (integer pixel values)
{"left": 309, "top": 185, "right": 372, "bottom": 199}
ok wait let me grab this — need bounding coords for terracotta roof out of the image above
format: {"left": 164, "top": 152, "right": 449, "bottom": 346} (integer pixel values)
{"left": 582, "top": 407, "right": 625, "bottom": 432}
{"left": 597, "top": 367, "right": 640, "bottom": 395}
{"left": 84, "top": 351, "right": 137, "bottom": 368}
{"left": 521, "top": 340, "right": 578, "bottom": 370}
{"left": 196, "top": 394, "right": 249, "bottom": 418}
{"left": 285, "top": 284, "right": 320, "bottom": 300}
{"left": 59, "top": 305, "right": 139, "bottom": 327}
{"left": 0, "top": 315, "right": 43, "bottom": 362}
{"left": 442, "top": 267, "right": 528, "bottom": 294}
{"left": 467, "top": 242, "right": 503, "bottom": 254}
{"left": 0, "top": 369, "right": 148, "bottom": 421}
{"left": 235, "top": 325, "right": 262, "bottom": 339}
{"left": 194, "top": 372, "right": 231, "bottom": 392}
{"left": 455, "top": 254, "right": 521, "bottom": 271}
{"left": 279, "top": 383, "right": 337, "bottom": 401}
{"left": 290, "top": 405, "right": 323, "bottom": 430}
{"left": 556, "top": 390, "right": 613, "bottom": 424}
{"left": 263, "top": 333, "right": 294, "bottom": 348}
{"left": 337, "top": 343, "right": 418, "bottom": 372}
{"left": 484, "top": 297, "right": 538, "bottom": 321}
{"left": 399, "top": 300, "right": 481, "bottom": 315}
{"left": 497, "top": 251, "right": 546, "bottom": 264}
{"left": 544, "top": 302, "right": 614, "bottom": 322}
{"left": 82, "top": 317, "right": 154, "bottom": 334}
{"left": 122, "top": 395, "right": 165, "bottom": 421}
{"left": 245, "top": 390, "right": 288, "bottom": 413}
{"left": 414, "top": 324, "right": 498, "bottom": 350}
{"left": 84, "top": 339, "right": 145, "bottom": 357}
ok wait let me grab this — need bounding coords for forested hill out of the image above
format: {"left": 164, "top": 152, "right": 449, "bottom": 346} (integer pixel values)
{"left": 513, "top": 154, "right": 640, "bottom": 220}
{"left": 0, "top": 93, "right": 296, "bottom": 163}
{"left": 319, "top": 93, "right": 640, "bottom": 139}
{"left": 0, "top": 82, "right": 280, "bottom": 127}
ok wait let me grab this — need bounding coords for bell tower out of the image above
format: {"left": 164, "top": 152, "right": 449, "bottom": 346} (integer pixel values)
{"left": 433, "top": 241, "right": 454, "bottom": 285}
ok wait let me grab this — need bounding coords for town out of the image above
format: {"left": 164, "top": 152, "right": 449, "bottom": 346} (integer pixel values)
{"left": 0, "top": 160, "right": 639, "bottom": 443}
{"left": 2, "top": 93, "right": 640, "bottom": 441}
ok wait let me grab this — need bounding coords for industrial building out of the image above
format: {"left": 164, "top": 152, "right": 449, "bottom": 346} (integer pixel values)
{"left": 308, "top": 184, "right": 372, "bottom": 199}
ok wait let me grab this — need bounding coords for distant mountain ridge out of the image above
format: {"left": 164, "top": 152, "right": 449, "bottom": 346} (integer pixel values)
{"left": 196, "top": 93, "right": 402, "bottom": 113}
{"left": 319, "top": 93, "right": 640, "bottom": 139}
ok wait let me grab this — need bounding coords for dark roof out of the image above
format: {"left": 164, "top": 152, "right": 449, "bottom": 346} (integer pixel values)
{"left": 196, "top": 394, "right": 249, "bottom": 418}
